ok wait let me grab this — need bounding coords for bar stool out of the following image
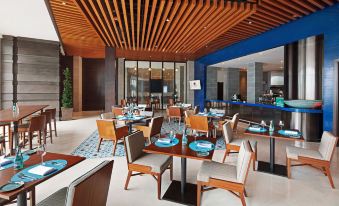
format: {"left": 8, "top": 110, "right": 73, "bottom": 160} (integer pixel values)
{"left": 9, "top": 115, "right": 46, "bottom": 151}
{"left": 41, "top": 111, "right": 53, "bottom": 143}
{"left": 45, "top": 108, "right": 57, "bottom": 137}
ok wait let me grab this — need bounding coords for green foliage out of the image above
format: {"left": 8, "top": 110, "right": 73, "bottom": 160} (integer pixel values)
{"left": 62, "top": 68, "right": 72, "bottom": 108}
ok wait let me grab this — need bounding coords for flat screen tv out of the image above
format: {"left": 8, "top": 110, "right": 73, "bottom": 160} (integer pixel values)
{"left": 150, "top": 79, "right": 163, "bottom": 93}
{"left": 189, "top": 80, "right": 201, "bottom": 90}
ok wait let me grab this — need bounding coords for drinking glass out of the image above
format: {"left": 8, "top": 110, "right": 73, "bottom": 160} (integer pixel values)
{"left": 38, "top": 144, "right": 47, "bottom": 165}
{"left": 279, "top": 120, "right": 284, "bottom": 130}
{"left": 260, "top": 120, "right": 266, "bottom": 129}
{"left": 169, "top": 131, "right": 174, "bottom": 141}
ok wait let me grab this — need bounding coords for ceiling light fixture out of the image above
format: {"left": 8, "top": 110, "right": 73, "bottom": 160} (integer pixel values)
{"left": 62, "top": 1, "right": 66, "bottom": 5}
{"left": 166, "top": 18, "right": 170, "bottom": 22}
{"left": 248, "top": 21, "right": 252, "bottom": 24}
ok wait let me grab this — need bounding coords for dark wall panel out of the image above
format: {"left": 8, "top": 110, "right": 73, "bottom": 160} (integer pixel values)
{"left": 82, "top": 58, "right": 105, "bottom": 111}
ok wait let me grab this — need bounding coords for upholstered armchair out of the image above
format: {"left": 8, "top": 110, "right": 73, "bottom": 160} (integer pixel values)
{"left": 286, "top": 131, "right": 338, "bottom": 188}
{"left": 197, "top": 141, "right": 254, "bottom": 206}
{"left": 96, "top": 119, "right": 129, "bottom": 155}
{"left": 134, "top": 116, "right": 163, "bottom": 143}
{"left": 37, "top": 161, "right": 113, "bottom": 206}
{"left": 124, "top": 131, "right": 173, "bottom": 200}
{"left": 222, "top": 122, "right": 257, "bottom": 170}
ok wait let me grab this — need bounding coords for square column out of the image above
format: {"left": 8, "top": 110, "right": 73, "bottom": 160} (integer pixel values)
{"left": 247, "top": 62, "right": 263, "bottom": 103}
{"left": 73, "top": 56, "right": 82, "bottom": 112}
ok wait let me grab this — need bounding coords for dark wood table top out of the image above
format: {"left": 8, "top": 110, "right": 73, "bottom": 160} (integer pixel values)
{"left": 0, "top": 152, "right": 85, "bottom": 200}
{"left": 143, "top": 134, "right": 217, "bottom": 161}
{"left": 244, "top": 127, "right": 304, "bottom": 142}
{"left": 0, "top": 105, "right": 48, "bottom": 123}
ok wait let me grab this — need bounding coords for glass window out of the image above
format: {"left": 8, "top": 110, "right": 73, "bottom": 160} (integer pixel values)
{"left": 175, "top": 63, "right": 186, "bottom": 103}
{"left": 138, "top": 61, "right": 150, "bottom": 104}
{"left": 163, "top": 62, "right": 175, "bottom": 107}
{"left": 125, "top": 61, "right": 137, "bottom": 100}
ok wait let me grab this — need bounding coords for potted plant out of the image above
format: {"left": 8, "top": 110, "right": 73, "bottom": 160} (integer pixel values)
{"left": 61, "top": 67, "right": 73, "bottom": 120}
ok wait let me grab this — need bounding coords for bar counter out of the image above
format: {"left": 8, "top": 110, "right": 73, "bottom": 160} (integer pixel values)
{"left": 206, "top": 99, "right": 323, "bottom": 142}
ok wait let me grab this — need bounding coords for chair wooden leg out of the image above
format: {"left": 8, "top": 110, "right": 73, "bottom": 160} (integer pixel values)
{"left": 325, "top": 167, "right": 335, "bottom": 189}
{"left": 9, "top": 131, "right": 13, "bottom": 155}
{"left": 157, "top": 174, "right": 162, "bottom": 200}
{"left": 239, "top": 191, "right": 246, "bottom": 206}
{"left": 2, "top": 126, "right": 5, "bottom": 138}
{"left": 112, "top": 140, "right": 117, "bottom": 155}
{"left": 253, "top": 144, "right": 257, "bottom": 171}
{"left": 124, "top": 171, "right": 132, "bottom": 190}
{"left": 97, "top": 138, "right": 103, "bottom": 152}
{"left": 287, "top": 157, "right": 291, "bottom": 179}
{"left": 29, "top": 133, "right": 33, "bottom": 150}
{"left": 170, "top": 163, "right": 173, "bottom": 181}
{"left": 49, "top": 122, "right": 53, "bottom": 143}
{"left": 222, "top": 149, "right": 228, "bottom": 163}
{"left": 54, "top": 119, "right": 57, "bottom": 137}
{"left": 197, "top": 181, "right": 202, "bottom": 206}
{"left": 30, "top": 188, "right": 36, "bottom": 206}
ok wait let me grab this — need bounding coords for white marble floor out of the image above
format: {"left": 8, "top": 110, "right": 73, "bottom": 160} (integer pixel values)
{"left": 8, "top": 115, "right": 339, "bottom": 206}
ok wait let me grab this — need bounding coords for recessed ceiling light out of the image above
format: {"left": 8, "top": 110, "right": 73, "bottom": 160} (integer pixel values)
{"left": 155, "top": 45, "right": 158, "bottom": 48}
{"left": 62, "top": 2, "right": 66, "bottom": 5}
{"left": 175, "top": 69, "right": 178, "bottom": 72}
{"left": 166, "top": 18, "right": 170, "bottom": 22}
{"left": 203, "top": 26, "right": 207, "bottom": 29}
{"left": 248, "top": 21, "right": 252, "bottom": 24}
{"left": 148, "top": 68, "right": 152, "bottom": 71}
{"left": 113, "top": 17, "right": 118, "bottom": 21}
{"left": 162, "top": 68, "right": 165, "bottom": 71}
{"left": 134, "top": 67, "right": 137, "bottom": 71}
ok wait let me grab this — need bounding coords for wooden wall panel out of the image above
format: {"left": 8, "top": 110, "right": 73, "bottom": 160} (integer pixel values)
{"left": 82, "top": 58, "right": 105, "bottom": 111}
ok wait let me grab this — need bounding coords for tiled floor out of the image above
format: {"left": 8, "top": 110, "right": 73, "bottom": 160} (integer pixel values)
{"left": 8, "top": 115, "right": 339, "bottom": 205}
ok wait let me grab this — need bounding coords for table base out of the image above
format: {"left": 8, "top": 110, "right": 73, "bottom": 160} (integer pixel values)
{"left": 162, "top": 180, "right": 197, "bottom": 206}
{"left": 257, "top": 161, "right": 287, "bottom": 177}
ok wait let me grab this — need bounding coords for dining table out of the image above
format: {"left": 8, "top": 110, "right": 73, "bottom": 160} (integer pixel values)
{"left": 244, "top": 125, "right": 304, "bottom": 177}
{"left": 0, "top": 152, "right": 85, "bottom": 206}
{"left": 0, "top": 105, "right": 48, "bottom": 154}
{"left": 143, "top": 134, "right": 216, "bottom": 205}
{"left": 114, "top": 114, "right": 146, "bottom": 133}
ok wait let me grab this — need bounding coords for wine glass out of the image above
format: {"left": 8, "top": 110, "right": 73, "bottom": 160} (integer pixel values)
{"left": 279, "top": 120, "right": 284, "bottom": 130}
{"left": 260, "top": 120, "right": 266, "bottom": 129}
{"left": 169, "top": 131, "right": 174, "bottom": 142}
{"left": 38, "top": 144, "right": 47, "bottom": 165}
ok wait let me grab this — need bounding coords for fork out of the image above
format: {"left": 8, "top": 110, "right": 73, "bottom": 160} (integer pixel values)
{"left": 18, "top": 173, "right": 36, "bottom": 181}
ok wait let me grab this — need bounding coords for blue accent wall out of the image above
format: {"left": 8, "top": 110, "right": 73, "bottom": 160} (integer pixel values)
{"left": 195, "top": 3, "right": 339, "bottom": 132}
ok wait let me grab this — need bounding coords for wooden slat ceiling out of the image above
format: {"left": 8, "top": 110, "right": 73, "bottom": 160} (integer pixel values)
{"left": 48, "top": 0, "right": 337, "bottom": 60}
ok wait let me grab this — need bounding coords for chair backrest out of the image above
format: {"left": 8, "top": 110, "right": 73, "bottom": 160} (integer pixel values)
{"left": 29, "top": 115, "right": 46, "bottom": 132}
{"left": 168, "top": 107, "right": 182, "bottom": 117}
{"left": 112, "top": 107, "right": 123, "bottom": 116}
{"left": 222, "top": 121, "right": 233, "bottom": 144}
{"left": 121, "top": 99, "right": 127, "bottom": 107}
{"left": 124, "top": 131, "right": 145, "bottom": 163}
{"left": 231, "top": 113, "right": 239, "bottom": 131}
{"left": 44, "top": 108, "right": 56, "bottom": 119}
{"left": 65, "top": 160, "right": 113, "bottom": 206}
{"left": 144, "top": 107, "right": 153, "bottom": 111}
{"left": 236, "top": 141, "right": 253, "bottom": 184}
{"left": 96, "top": 120, "right": 117, "bottom": 140}
{"left": 168, "top": 98, "right": 174, "bottom": 106}
{"left": 318, "top": 131, "right": 338, "bottom": 161}
{"left": 150, "top": 116, "right": 164, "bottom": 137}
{"left": 41, "top": 111, "right": 52, "bottom": 123}
{"left": 184, "top": 111, "right": 191, "bottom": 126}
{"left": 190, "top": 115, "right": 209, "bottom": 132}
{"left": 100, "top": 112, "right": 114, "bottom": 119}
{"left": 193, "top": 105, "right": 200, "bottom": 114}
{"left": 139, "top": 110, "right": 154, "bottom": 118}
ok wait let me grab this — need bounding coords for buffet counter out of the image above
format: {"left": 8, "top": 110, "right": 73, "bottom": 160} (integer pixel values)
{"left": 206, "top": 100, "right": 323, "bottom": 142}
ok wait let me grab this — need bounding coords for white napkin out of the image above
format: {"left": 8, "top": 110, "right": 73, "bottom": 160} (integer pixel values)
{"left": 284, "top": 130, "right": 299, "bottom": 135}
{"left": 157, "top": 138, "right": 171, "bottom": 144}
{"left": 197, "top": 142, "right": 212, "bottom": 149}
{"left": 28, "top": 165, "right": 57, "bottom": 176}
{"left": 0, "top": 158, "right": 12, "bottom": 166}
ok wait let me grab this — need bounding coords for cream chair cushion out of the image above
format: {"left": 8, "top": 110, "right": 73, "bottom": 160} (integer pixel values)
{"left": 125, "top": 131, "right": 145, "bottom": 163}
{"left": 286, "top": 146, "right": 323, "bottom": 160}
{"left": 197, "top": 161, "right": 237, "bottom": 183}
{"left": 133, "top": 153, "right": 172, "bottom": 173}
{"left": 318, "top": 131, "right": 337, "bottom": 161}
{"left": 236, "top": 141, "right": 253, "bottom": 183}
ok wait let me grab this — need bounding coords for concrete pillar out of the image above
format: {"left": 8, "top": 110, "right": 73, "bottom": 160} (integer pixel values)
{"left": 206, "top": 67, "right": 217, "bottom": 100}
{"left": 247, "top": 62, "right": 263, "bottom": 103}
{"left": 117, "top": 58, "right": 124, "bottom": 102}
{"left": 104, "top": 47, "right": 117, "bottom": 112}
{"left": 224, "top": 68, "right": 240, "bottom": 100}
{"left": 73, "top": 56, "right": 82, "bottom": 112}
{"left": 186, "top": 61, "right": 195, "bottom": 105}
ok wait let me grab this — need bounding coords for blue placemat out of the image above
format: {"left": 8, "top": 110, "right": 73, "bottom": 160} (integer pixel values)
{"left": 189, "top": 140, "right": 215, "bottom": 152}
{"left": 278, "top": 130, "right": 301, "bottom": 138}
{"left": 11, "top": 159, "right": 67, "bottom": 183}
{"left": 0, "top": 155, "right": 30, "bottom": 171}
{"left": 155, "top": 137, "right": 179, "bottom": 147}
{"left": 247, "top": 126, "right": 267, "bottom": 133}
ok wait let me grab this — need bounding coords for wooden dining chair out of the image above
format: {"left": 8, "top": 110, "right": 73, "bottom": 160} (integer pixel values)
{"left": 121, "top": 99, "right": 127, "bottom": 107}
{"left": 197, "top": 141, "right": 254, "bottom": 206}
{"left": 96, "top": 119, "right": 129, "bottom": 155}
{"left": 193, "top": 105, "right": 200, "bottom": 114}
{"left": 45, "top": 108, "right": 57, "bottom": 137}
{"left": 222, "top": 122, "right": 257, "bottom": 170}
{"left": 112, "top": 107, "right": 124, "bottom": 116}
{"left": 10, "top": 115, "right": 46, "bottom": 151}
{"left": 134, "top": 116, "right": 164, "bottom": 143}
{"left": 167, "top": 106, "right": 183, "bottom": 126}
{"left": 36, "top": 160, "right": 114, "bottom": 206}
{"left": 168, "top": 98, "right": 174, "bottom": 107}
{"left": 100, "top": 112, "right": 114, "bottom": 119}
{"left": 0, "top": 121, "right": 11, "bottom": 142}
{"left": 41, "top": 111, "right": 53, "bottom": 143}
{"left": 286, "top": 131, "right": 338, "bottom": 188}
{"left": 137, "top": 110, "right": 155, "bottom": 125}
{"left": 218, "top": 113, "right": 239, "bottom": 134}
{"left": 184, "top": 110, "right": 195, "bottom": 133}
{"left": 189, "top": 115, "right": 215, "bottom": 138}
{"left": 123, "top": 131, "right": 173, "bottom": 200}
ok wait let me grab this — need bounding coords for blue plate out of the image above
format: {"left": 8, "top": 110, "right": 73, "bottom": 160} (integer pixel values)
{"left": 189, "top": 140, "right": 215, "bottom": 152}
{"left": 278, "top": 130, "right": 301, "bottom": 138}
{"left": 247, "top": 126, "right": 267, "bottom": 133}
{"left": 0, "top": 181, "right": 24, "bottom": 192}
{"left": 155, "top": 137, "right": 179, "bottom": 147}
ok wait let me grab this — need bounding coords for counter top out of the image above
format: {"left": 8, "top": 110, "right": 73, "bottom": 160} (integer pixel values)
{"left": 207, "top": 100, "right": 323, "bottom": 114}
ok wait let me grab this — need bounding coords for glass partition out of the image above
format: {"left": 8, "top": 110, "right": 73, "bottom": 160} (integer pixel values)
{"left": 175, "top": 63, "right": 186, "bottom": 103}
{"left": 137, "top": 61, "right": 150, "bottom": 104}
{"left": 163, "top": 62, "right": 175, "bottom": 107}
{"left": 125, "top": 61, "right": 138, "bottom": 101}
